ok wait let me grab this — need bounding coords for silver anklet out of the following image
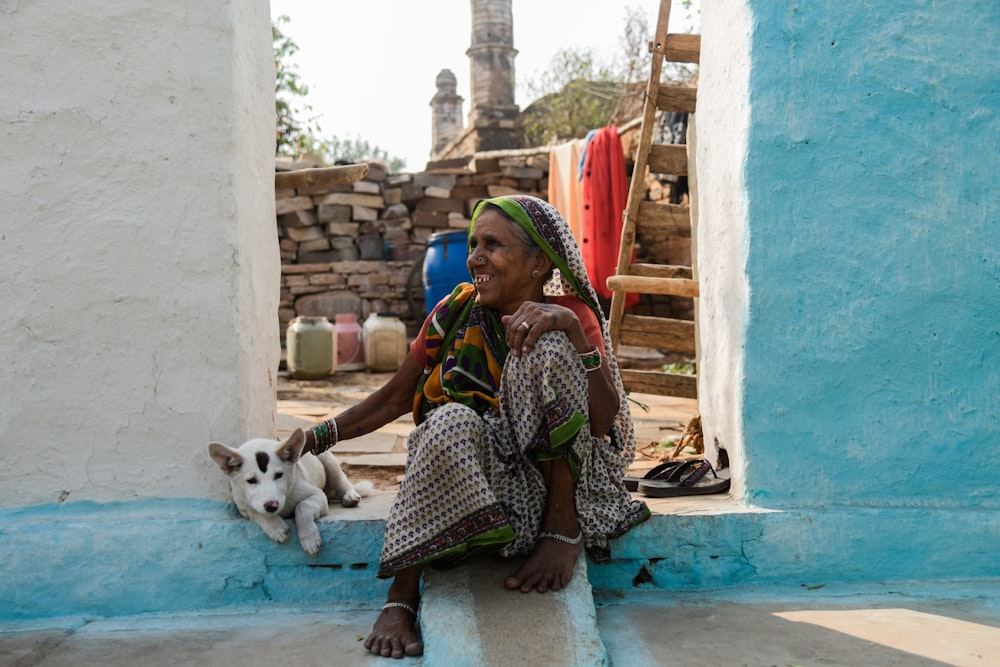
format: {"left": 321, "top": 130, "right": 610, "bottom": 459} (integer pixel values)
{"left": 382, "top": 601, "right": 418, "bottom": 615}
{"left": 539, "top": 530, "right": 584, "bottom": 545}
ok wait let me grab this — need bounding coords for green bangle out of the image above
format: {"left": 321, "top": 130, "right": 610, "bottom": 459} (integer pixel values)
{"left": 578, "top": 346, "right": 602, "bottom": 372}
{"left": 312, "top": 418, "right": 338, "bottom": 454}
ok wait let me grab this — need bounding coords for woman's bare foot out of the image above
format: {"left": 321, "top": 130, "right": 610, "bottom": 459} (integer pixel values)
{"left": 505, "top": 455, "right": 584, "bottom": 593}
{"left": 364, "top": 568, "right": 424, "bottom": 658}
{"left": 503, "top": 529, "right": 584, "bottom": 593}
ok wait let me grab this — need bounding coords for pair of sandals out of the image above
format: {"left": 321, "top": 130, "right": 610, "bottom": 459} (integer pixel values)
{"left": 624, "top": 459, "right": 730, "bottom": 497}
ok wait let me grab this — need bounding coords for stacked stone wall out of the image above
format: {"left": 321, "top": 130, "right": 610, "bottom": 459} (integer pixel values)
{"left": 275, "top": 143, "right": 691, "bottom": 344}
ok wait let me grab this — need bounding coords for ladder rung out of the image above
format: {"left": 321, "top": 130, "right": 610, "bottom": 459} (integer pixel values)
{"left": 620, "top": 369, "right": 697, "bottom": 398}
{"left": 620, "top": 315, "right": 696, "bottom": 355}
{"left": 648, "top": 144, "right": 688, "bottom": 175}
{"left": 627, "top": 263, "right": 693, "bottom": 279}
{"left": 655, "top": 86, "right": 697, "bottom": 113}
{"left": 635, "top": 201, "right": 691, "bottom": 236}
{"left": 663, "top": 34, "right": 701, "bottom": 64}
{"left": 607, "top": 275, "right": 699, "bottom": 298}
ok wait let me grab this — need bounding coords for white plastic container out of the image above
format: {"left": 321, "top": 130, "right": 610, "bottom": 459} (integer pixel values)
{"left": 363, "top": 312, "right": 408, "bottom": 372}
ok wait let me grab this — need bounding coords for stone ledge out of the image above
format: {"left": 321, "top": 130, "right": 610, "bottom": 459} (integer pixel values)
{"left": 5, "top": 497, "right": 997, "bottom": 623}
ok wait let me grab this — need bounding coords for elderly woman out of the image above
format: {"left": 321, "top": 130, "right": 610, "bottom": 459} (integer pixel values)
{"left": 305, "top": 195, "right": 649, "bottom": 659}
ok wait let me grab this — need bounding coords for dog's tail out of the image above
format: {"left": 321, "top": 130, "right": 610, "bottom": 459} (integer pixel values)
{"left": 353, "top": 480, "right": 376, "bottom": 497}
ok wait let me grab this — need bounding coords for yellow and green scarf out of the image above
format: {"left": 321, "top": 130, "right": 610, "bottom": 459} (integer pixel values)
{"left": 413, "top": 283, "right": 508, "bottom": 422}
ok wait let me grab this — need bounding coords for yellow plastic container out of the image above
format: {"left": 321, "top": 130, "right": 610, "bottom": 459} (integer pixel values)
{"left": 363, "top": 312, "right": 407, "bottom": 372}
{"left": 286, "top": 316, "right": 335, "bottom": 379}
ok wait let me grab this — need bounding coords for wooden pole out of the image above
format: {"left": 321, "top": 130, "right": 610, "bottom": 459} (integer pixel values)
{"left": 274, "top": 163, "right": 369, "bottom": 189}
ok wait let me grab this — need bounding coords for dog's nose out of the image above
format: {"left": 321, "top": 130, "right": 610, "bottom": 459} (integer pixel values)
{"left": 264, "top": 501, "right": 280, "bottom": 514}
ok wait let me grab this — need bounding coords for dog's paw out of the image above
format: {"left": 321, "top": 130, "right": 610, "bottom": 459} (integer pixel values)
{"left": 262, "top": 522, "right": 291, "bottom": 544}
{"left": 340, "top": 488, "right": 362, "bottom": 507}
{"left": 299, "top": 531, "right": 323, "bottom": 556}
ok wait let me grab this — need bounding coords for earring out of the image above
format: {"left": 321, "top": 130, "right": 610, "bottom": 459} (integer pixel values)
{"left": 531, "top": 270, "right": 540, "bottom": 278}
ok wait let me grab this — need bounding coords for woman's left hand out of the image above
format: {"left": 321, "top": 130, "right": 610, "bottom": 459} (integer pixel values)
{"left": 502, "top": 302, "right": 586, "bottom": 356}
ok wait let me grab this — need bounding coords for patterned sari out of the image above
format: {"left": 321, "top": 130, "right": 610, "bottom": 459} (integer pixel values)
{"left": 377, "top": 195, "right": 648, "bottom": 578}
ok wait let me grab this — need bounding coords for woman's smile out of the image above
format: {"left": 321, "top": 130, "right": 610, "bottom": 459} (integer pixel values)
{"left": 466, "top": 208, "right": 542, "bottom": 314}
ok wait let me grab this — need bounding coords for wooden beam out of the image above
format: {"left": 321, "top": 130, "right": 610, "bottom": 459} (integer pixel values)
{"left": 274, "top": 163, "right": 369, "bottom": 189}
{"left": 621, "top": 369, "right": 697, "bottom": 398}
{"left": 635, "top": 201, "right": 691, "bottom": 236}
{"left": 648, "top": 144, "right": 688, "bottom": 176}
{"left": 626, "top": 263, "right": 693, "bottom": 279}
{"left": 607, "top": 275, "right": 700, "bottom": 298}
{"left": 663, "top": 33, "right": 701, "bottom": 64}
{"left": 655, "top": 86, "right": 697, "bottom": 114}
{"left": 620, "top": 315, "right": 696, "bottom": 355}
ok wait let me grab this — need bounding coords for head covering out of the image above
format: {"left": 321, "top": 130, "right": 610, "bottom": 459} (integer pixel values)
{"left": 470, "top": 195, "right": 601, "bottom": 321}
{"left": 415, "top": 195, "right": 631, "bottom": 441}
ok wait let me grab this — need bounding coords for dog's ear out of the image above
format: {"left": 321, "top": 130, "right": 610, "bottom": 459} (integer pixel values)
{"left": 277, "top": 428, "right": 308, "bottom": 462}
{"left": 208, "top": 442, "right": 243, "bottom": 474}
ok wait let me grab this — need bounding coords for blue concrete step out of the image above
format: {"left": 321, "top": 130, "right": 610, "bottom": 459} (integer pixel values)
{"left": 421, "top": 554, "right": 606, "bottom": 666}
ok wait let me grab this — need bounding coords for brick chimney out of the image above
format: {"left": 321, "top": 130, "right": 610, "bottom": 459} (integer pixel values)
{"left": 466, "top": 0, "right": 520, "bottom": 151}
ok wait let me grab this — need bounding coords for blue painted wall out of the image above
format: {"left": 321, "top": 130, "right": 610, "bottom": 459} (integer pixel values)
{"left": 742, "top": 1, "right": 1000, "bottom": 508}
{"left": 1, "top": 500, "right": 389, "bottom": 622}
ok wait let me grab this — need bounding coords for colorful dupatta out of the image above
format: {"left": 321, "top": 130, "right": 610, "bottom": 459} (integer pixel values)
{"left": 412, "top": 283, "right": 508, "bottom": 422}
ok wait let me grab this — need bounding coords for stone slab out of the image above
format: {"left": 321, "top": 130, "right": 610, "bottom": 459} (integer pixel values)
{"left": 421, "top": 554, "right": 606, "bottom": 667}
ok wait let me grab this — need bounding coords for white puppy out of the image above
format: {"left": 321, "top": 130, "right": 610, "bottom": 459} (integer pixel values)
{"left": 208, "top": 427, "right": 373, "bottom": 555}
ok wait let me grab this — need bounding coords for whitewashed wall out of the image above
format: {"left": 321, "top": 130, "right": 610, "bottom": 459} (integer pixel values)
{"left": 694, "top": 1, "right": 752, "bottom": 497}
{"left": 0, "top": 1, "right": 278, "bottom": 507}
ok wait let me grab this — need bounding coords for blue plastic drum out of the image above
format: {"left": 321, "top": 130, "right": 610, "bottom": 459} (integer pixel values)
{"left": 422, "top": 230, "right": 469, "bottom": 314}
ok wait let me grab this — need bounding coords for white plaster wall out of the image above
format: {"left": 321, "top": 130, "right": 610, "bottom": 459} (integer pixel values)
{"left": 0, "top": 1, "right": 279, "bottom": 507}
{"left": 694, "top": 2, "right": 752, "bottom": 497}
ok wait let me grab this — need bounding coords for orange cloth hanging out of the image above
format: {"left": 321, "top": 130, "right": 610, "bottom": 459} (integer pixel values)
{"left": 580, "top": 127, "right": 638, "bottom": 306}
{"left": 547, "top": 138, "right": 586, "bottom": 243}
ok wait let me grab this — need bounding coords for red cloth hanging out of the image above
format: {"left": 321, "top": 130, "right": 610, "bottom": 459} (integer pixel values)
{"left": 580, "top": 127, "right": 638, "bottom": 307}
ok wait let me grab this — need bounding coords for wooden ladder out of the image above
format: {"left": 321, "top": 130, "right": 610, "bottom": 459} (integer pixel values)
{"left": 607, "top": 0, "right": 700, "bottom": 398}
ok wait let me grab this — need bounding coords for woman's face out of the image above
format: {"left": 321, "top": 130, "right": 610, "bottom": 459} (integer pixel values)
{"left": 467, "top": 208, "right": 544, "bottom": 315}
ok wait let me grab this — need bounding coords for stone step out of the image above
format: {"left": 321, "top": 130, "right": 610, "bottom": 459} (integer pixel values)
{"left": 420, "top": 553, "right": 607, "bottom": 667}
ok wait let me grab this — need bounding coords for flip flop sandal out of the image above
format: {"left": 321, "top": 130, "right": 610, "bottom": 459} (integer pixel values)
{"left": 623, "top": 460, "right": 686, "bottom": 492}
{"left": 637, "top": 459, "right": 731, "bottom": 497}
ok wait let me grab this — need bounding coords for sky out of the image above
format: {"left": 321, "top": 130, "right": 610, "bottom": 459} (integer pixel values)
{"left": 269, "top": 0, "right": 698, "bottom": 171}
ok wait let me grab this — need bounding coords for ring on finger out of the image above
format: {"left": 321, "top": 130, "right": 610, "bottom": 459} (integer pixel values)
{"left": 519, "top": 321, "right": 530, "bottom": 331}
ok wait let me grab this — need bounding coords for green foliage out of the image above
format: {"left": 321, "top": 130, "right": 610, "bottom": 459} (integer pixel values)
{"left": 520, "top": 4, "right": 699, "bottom": 146}
{"left": 322, "top": 136, "right": 406, "bottom": 174}
{"left": 662, "top": 359, "right": 696, "bottom": 375}
{"left": 272, "top": 15, "right": 405, "bottom": 171}
{"left": 521, "top": 48, "right": 624, "bottom": 146}
{"left": 274, "top": 15, "right": 319, "bottom": 158}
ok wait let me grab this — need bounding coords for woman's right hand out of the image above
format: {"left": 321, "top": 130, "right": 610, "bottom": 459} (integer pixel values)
{"left": 503, "top": 301, "right": 587, "bottom": 357}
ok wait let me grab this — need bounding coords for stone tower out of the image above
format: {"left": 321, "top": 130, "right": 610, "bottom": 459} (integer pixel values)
{"left": 430, "top": 69, "right": 464, "bottom": 154}
{"left": 466, "top": 0, "right": 520, "bottom": 151}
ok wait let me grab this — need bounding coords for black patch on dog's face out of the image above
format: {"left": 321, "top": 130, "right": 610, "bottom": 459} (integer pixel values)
{"left": 255, "top": 451, "right": 269, "bottom": 473}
